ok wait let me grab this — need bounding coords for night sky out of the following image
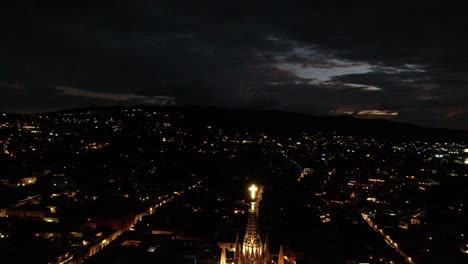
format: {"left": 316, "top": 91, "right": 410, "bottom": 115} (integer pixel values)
{"left": 1, "top": 0, "right": 468, "bottom": 129}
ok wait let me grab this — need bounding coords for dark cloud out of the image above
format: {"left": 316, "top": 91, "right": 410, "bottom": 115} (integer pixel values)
{"left": 0, "top": 83, "right": 175, "bottom": 112}
{"left": 0, "top": 0, "right": 467, "bottom": 129}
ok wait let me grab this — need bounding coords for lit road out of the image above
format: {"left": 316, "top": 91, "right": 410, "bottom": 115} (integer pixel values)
{"left": 69, "top": 178, "right": 207, "bottom": 264}
{"left": 361, "top": 213, "right": 415, "bottom": 264}
{"left": 279, "top": 150, "right": 331, "bottom": 189}
{"left": 13, "top": 195, "right": 42, "bottom": 207}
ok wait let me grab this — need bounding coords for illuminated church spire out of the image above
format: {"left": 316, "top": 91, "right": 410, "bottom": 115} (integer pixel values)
{"left": 234, "top": 232, "right": 241, "bottom": 261}
{"left": 219, "top": 244, "right": 227, "bottom": 264}
{"left": 221, "top": 184, "right": 271, "bottom": 264}
{"left": 240, "top": 184, "right": 264, "bottom": 264}
{"left": 278, "top": 245, "right": 284, "bottom": 264}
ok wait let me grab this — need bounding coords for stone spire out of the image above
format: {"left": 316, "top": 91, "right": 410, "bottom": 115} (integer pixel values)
{"left": 242, "top": 208, "right": 263, "bottom": 257}
{"left": 263, "top": 234, "right": 270, "bottom": 263}
{"left": 240, "top": 184, "right": 265, "bottom": 264}
{"left": 277, "top": 245, "right": 284, "bottom": 264}
{"left": 234, "top": 232, "right": 241, "bottom": 261}
{"left": 220, "top": 244, "right": 227, "bottom": 264}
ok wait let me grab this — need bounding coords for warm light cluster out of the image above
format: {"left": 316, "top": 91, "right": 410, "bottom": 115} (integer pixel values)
{"left": 249, "top": 184, "right": 258, "bottom": 200}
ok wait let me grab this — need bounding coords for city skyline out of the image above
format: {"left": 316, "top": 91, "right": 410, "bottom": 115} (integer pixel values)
{"left": 0, "top": 106, "right": 467, "bottom": 263}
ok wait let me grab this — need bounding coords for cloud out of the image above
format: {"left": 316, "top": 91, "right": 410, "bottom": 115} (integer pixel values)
{"left": 0, "top": 82, "right": 175, "bottom": 112}
{"left": 0, "top": 81, "right": 23, "bottom": 89}
{"left": 271, "top": 40, "right": 426, "bottom": 85}
{"left": 330, "top": 108, "right": 399, "bottom": 118}
{"left": 342, "top": 83, "right": 382, "bottom": 91}
{"left": 277, "top": 61, "right": 374, "bottom": 83}
{"left": 56, "top": 86, "right": 175, "bottom": 105}
{"left": 356, "top": 110, "right": 399, "bottom": 116}
{"left": 0, "top": 0, "right": 467, "bottom": 129}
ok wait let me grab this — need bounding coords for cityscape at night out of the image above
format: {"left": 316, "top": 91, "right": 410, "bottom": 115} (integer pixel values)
{"left": 1, "top": 1, "right": 468, "bottom": 263}
{"left": 0, "top": 106, "right": 467, "bottom": 263}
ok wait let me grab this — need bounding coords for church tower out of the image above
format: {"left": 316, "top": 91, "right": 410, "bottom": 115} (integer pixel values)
{"left": 278, "top": 245, "right": 284, "bottom": 264}
{"left": 239, "top": 184, "right": 265, "bottom": 264}
{"left": 219, "top": 244, "right": 227, "bottom": 264}
{"left": 223, "top": 184, "right": 272, "bottom": 264}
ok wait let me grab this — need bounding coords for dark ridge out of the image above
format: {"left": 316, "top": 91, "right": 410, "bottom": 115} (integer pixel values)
{"left": 4, "top": 105, "right": 467, "bottom": 141}
{"left": 174, "top": 105, "right": 467, "bottom": 141}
